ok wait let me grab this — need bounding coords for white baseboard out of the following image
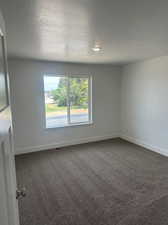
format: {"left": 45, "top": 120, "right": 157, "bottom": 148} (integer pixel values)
{"left": 121, "top": 134, "right": 168, "bottom": 157}
{"left": 15, "top": 132, "right": 168, "bottom": 157}
{"left": 15, "top": 133, "right": 120, "bottom": 155}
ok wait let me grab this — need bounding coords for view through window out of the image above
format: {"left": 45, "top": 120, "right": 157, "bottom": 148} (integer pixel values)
{"left": 44, "top": 75, "right": 92, "bottom": 128}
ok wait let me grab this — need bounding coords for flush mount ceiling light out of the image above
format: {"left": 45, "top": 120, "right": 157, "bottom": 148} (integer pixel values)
{"left": 92, "top": 45, "right": 101, "bottom": 52}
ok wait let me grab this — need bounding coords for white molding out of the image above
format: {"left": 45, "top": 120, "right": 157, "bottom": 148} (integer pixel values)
{"left": 15, "top": 132, "right": 168, "bottom": 157}
{"left": 15, "top": 133, "right": 120, "bottom": 155}
{"left": 121, "top": 134, "right": 168, "bottom": 157}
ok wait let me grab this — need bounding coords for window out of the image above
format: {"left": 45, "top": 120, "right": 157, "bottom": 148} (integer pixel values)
{"left": 44, "top": 75, "right": 92, "bottom": 128}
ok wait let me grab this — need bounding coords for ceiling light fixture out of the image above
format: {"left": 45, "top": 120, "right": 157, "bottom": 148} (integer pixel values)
{"left": 92, "top": 46, "right": 101, "bottom": 52}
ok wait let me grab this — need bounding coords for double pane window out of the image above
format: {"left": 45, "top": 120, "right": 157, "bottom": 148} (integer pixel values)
{"left": 44, "top": 75, "right": 92, "bottom": 128}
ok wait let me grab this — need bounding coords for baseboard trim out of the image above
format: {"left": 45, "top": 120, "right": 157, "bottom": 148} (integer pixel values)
{"left": 15, "top": 133, "right": 120, "bottom": 155}
{"left": 121, "top": 134, "right": 168, "bottom": 157}
{"left": 15, "top": 133, "right": 168, "bottom": 157}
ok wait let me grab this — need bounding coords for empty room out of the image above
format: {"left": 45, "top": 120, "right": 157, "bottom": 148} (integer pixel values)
{"left": 0, "top": 0, "right": 168, "bottom": 225}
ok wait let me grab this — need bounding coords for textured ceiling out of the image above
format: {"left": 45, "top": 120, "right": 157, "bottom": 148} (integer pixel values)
{"left": 1, "top": 0, "right": 168, "bottom": 64}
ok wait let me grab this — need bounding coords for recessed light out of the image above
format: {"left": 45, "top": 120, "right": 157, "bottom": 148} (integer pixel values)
{"left": 92, "top": 46, "right": 101, "bottom": 52}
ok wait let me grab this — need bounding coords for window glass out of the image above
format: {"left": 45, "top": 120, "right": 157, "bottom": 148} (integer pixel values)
{"left": 44, "top": 75, "right": 91, "bottom": 128}
{"left": 44, "top": 76, "right": 67, "bottom": 128}
{"left": 69, "top": 77, "right": 89, "bottom": 123}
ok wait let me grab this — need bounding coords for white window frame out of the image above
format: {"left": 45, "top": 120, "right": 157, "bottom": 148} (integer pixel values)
{"left": 44, "top": 74, "right": 93, "bottom": 129}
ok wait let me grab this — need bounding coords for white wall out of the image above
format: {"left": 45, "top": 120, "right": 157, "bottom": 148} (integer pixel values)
{"left": 121, "top": 56, "right": 168, "bottom": 156}
{"left": 9, "top": 59, "right": 121, "bottom": 154}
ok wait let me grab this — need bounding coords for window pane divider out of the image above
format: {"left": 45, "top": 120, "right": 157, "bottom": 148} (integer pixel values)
{"left": 88, "top": 76, "right": 92, "bottom": 122}
{"left": 67, "top": 76, "right": 71, "bottom": 125}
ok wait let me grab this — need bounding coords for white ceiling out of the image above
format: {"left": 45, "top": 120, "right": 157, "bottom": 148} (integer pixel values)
{"left": 1, "top": 0, "right": 168, "bottom": 64}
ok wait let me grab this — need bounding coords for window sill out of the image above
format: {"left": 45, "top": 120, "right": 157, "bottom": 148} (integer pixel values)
{"left": 45, "top": 121, "right": 93, "bottom": 130}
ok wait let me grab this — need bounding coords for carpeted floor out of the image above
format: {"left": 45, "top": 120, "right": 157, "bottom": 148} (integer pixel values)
{"left": 16, "top": 138, "right": 168, "bottom": 225}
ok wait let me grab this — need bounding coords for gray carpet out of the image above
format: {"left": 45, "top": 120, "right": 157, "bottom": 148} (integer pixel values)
{"left": 16, "top": 138, "right": 168, "bottom": 225}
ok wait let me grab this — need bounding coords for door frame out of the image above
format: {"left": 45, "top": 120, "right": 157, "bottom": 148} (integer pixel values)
{"left": 0, "top": 10, "right": 20, "bottom": 225}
